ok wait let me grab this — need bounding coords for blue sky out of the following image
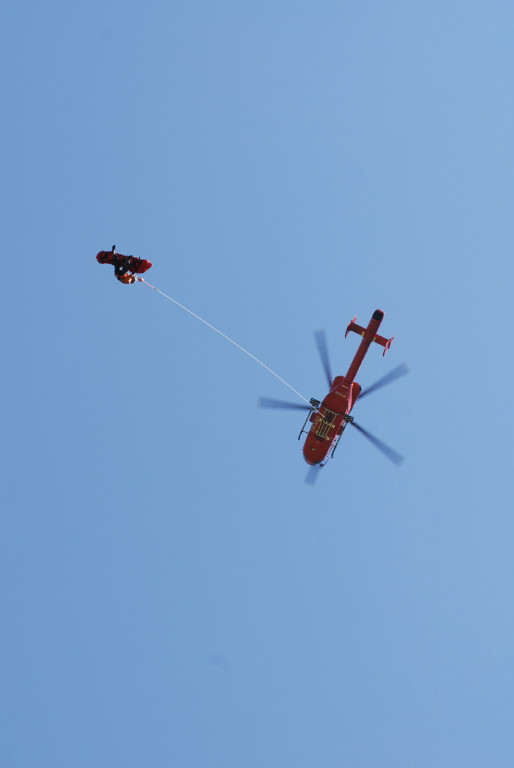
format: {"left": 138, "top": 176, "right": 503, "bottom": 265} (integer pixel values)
{"left": 1, "top": 2, "right": 513, "bottom": 766}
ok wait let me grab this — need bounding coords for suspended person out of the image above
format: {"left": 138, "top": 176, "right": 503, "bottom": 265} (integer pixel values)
{"left": 96, "top": 245, "right": 152, "bottom": 284}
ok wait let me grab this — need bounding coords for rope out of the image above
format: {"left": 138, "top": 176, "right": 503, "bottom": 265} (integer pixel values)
{"left": 137, "top": 277, "right": 314, "bottom": 409}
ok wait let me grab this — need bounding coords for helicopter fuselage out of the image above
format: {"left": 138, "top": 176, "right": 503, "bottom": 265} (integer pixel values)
{"left": 302, "top": 309, "right": 392, "bottom": 466}
{"left": 302, "top": 377, "right": 361, "bottom": 465}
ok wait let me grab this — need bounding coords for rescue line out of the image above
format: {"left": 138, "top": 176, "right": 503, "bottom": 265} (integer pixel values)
{"left": 137, "top": 277, "right": 315, "bottom": 409}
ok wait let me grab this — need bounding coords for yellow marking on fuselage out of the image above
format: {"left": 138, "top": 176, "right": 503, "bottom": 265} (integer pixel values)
{"left": 316, "top": 409, "right": 337, "bottom": 440}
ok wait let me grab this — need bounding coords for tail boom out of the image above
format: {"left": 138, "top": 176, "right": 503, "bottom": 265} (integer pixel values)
{"left": 345, "top": 310, "right": 394, "bottom": 380}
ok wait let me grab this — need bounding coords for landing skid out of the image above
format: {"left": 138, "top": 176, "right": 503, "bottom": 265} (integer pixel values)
{"left": 298, "top": 398, "right": 320, "bottom": 440}
{"left": 330, "top": 415, "right": 354, "bottom": 458}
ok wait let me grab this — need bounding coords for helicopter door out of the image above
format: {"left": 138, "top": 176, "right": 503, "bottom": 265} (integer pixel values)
{"left": 316, "top": 409, "right": 337, "bottom": 440}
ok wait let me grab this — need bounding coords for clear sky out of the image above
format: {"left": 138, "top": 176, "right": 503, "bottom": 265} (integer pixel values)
{"left": 1, "top": 2, "right": 513, "bottom": 766}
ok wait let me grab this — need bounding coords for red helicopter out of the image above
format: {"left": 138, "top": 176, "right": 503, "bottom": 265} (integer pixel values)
{"left": 259, "top": 309, "right": 407, "bottom": 483}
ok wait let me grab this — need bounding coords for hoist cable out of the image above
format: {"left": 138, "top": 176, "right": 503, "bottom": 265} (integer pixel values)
{"left": 137, "top": 277, "right": 314, "bottom": 409}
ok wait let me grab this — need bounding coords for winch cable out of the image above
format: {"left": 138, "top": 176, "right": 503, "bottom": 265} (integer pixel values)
{"left": 137, "top": 277, "right": 315, "bottom": 410}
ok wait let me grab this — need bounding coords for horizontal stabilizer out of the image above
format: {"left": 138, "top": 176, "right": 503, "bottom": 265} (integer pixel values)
{"left": 345, "top": 315, "right": 394, "bottom": 356}
{"left": 345, "top": 317, "right": 366, "bottom": 339}
{"left": 372, "top": 333, "right": 394, "bottom": 356}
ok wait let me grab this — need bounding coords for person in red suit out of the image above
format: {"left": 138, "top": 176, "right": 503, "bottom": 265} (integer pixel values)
{"left": 96, "top": 245, "right": 152, "bottom": 284}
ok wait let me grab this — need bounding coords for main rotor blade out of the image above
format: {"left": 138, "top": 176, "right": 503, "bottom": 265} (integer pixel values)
{"left": 305, "top": 464, "right": 322, "bottom": 485}
{"left": 314, "top": 330, "right": 333, "bottom": 387}
{"left": 358, "top": 363, "right": 409, "bottom": 400}
{"left": 350, "top": 420, "right": 405, "bottom": 466}
{"left": 258, "top": 397, "right": 310, "bottom": 411}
